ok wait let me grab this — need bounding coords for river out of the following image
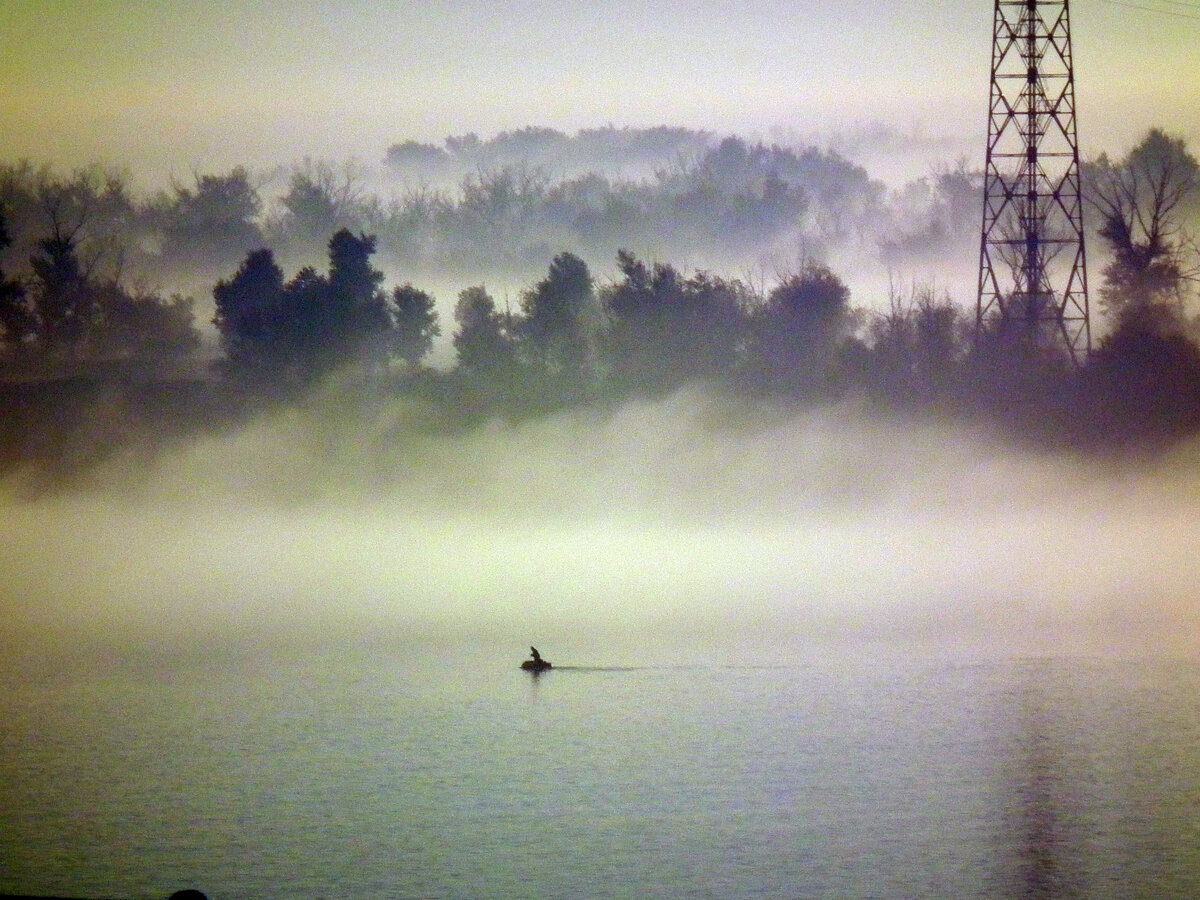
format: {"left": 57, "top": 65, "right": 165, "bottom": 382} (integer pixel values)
{"left": 3, "top": 646, "right": 1198, "bottom": 899}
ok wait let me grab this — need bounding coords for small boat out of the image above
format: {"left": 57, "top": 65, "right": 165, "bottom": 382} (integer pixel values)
{"left": 521, "top": 646, "right": 552, "bottom": 672}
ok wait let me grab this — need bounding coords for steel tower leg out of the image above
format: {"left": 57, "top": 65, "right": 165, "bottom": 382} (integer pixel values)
{"left": 977, "top": 0, "right": 1089, "bottom": 365}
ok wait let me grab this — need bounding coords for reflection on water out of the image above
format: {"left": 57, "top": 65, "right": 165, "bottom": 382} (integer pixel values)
{"left": 1005, "top": 663, "right": 1082, "bottom": 899}
{"left": 989, "top": 659, "right": 1200, "bottom": 899}
{"left": 1, "top": 651, "right": 1198, "bottom": 899}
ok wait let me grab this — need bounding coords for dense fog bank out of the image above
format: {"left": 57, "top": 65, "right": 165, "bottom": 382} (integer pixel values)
{"left": 2, "top": 388, "right": 1198, "bottom": 677}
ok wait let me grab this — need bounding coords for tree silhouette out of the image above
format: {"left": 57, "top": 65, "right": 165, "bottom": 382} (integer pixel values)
{"left": 4, "top": 202, "right": 202, "bottom": 366}
{"left": 453, "top": 285, "right": 516, "bottom": 378}
{"left": 87, "top": 286, "right": 201, "bottom": 362}
{"left": 0, "top": 211, "right": 33, "bottom": 351}
{"left": 390, "top": 283, "right": 439, "bottom": 370}
{"left": 325, "top": 229, "right": 391, "bottom": 367}
{"left": 281, "top": 167, "right": 341, "bottom": 242}
{"left": 867, "top": 281, "right": 966, "bottom": 399}
{"left": 279, "top": 265, "right": 331, "bottom": 373}
{"left": 601, "top": 250, "right": 747, "bottom": 392}
{"left": 517, "top": 251, "right": 594, "bottom": 376}
{"left": 750, "top": 262, "right": 854, "bottom": 391}
{"left": 1092, "top": 129, "right": 1199, "bottom": 325}
{"left": 1089, "top": 322, "right": 1200, "bottom": 441}
{"left": 28, "top": 209, "right": 96, "bottom": 354}
{"left": 213, "top": 248, "right": 286, "bottom": 376}
{"left": 155, "top": 168, "right": 264, "bottom": 270}
{"left": 214, "top": 231, "right": 392, "bottom": 383}
{"left": 270, "top": 159, "right": 370, "bottom": 256}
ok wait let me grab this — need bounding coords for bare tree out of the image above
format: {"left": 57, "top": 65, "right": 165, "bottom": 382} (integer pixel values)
{"left": 1091, "top": 129, "right": 1199, "bottom": 324}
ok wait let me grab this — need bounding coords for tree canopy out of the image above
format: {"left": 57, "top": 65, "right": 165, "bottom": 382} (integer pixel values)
{"left": 452, "top": 285, "right": 516, "bottom": 380}
{"left": 0, "top": 210, "right": 32, "bottom": 349}
{"left": 214, "top": 229, "right": 396, "bottom": 383}
{"left": 1092, "top": 129, "right": 1199, "bottom": 327}
{"left": 517, "top": 251, "right": 594, "bottom": 377}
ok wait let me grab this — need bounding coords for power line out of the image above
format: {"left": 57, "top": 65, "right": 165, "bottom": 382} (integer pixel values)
{"left": 1099, "top": 0, "right": 1200, "bottom": 13}
{"left": 1096, "top": 0, "right": 1200, "bottom": 21}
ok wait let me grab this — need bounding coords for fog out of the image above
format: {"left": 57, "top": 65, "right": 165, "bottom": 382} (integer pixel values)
{"left": 3, "top": 386, "right": 1198, "bottom": 679}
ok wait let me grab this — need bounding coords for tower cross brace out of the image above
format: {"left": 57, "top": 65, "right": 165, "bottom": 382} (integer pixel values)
{"left": 977, "top": 0, "right": 1089, "bottom": 364}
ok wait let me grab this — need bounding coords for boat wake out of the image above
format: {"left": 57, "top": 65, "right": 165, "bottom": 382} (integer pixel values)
{"left": 536, "top": 664, "right": 792, "bottom": 673}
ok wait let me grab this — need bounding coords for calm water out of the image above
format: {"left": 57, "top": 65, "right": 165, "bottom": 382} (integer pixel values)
{"left": 2, "top": 650, "right": 1199, "bottom": 899}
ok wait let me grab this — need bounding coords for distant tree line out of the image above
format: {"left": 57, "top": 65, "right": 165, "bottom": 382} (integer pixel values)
{"left": 1, "top": 127, "right": 1199, "bottom": 474}
{"left": 385, "top": 125, "right": 717, "bottom": 181}
{"left": 3, "top": 125, "right": 1194, "bottom": 305}
{"left": 0, "top": 197, "right": 198, "bottom": 372}
{"left": 0, "top": 130, "right": 888, "bottom": 293}
{"left": 210, "top": 120, "right": 1200, "bottom": 448}
{"left": 212, "top": 230, "right": 436, "bottom": 387}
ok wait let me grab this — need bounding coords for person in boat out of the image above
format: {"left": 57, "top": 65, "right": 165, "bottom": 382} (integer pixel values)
{"left": 521, "top": 646, "right": 551, "bottom": 671}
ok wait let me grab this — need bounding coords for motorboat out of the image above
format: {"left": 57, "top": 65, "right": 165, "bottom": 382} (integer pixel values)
{"left": 521, "top": 647, "right": 552, "bottom": 672}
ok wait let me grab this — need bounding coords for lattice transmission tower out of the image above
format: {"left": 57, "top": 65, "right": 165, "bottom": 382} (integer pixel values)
{"left": 977, "top": 0, "right": 1089, "bottom": 364}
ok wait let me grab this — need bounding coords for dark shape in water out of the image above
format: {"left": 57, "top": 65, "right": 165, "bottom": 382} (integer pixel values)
{"left": 521, "top": 646, "right": 552, "bottom": 673}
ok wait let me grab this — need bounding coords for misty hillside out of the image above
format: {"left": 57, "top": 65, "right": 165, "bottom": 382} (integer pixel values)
{"left": 384, "top": 125, "right": 719, "bottom": 183}
{"left": 1, "top": 125, "right": 1199, "bottom": 483}
{"left": 0, "top": 125, "right": 988, "bottom": 302}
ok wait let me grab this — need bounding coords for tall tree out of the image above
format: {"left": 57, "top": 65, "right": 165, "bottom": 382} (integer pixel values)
{"left": 0, "top": 211, "right": 33, "bottom": 350}
{"left": 390, "top": 283, "right": 439, "bottom": 370}
{"left": 517, "top": 251, "right": 593, "bottom": 376}
{"left": 453, "top": 285, "right": 516, "bottom": 378}
{"left": 213, "top": 248, "right": 286, "bottom": 376}
{"left": 1091, "top": 129, "right": 1199, "bottom": 326}
{"left": 325, "top": 229, "right": 390, "bottom": 366}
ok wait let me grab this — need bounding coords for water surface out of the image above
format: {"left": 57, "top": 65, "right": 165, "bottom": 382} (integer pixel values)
{"left": 2, "top": 651, "right": 1198, "bottom": 899}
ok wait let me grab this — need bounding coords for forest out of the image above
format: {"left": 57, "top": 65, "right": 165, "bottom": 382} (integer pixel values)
{"left": 0, "top": 125, "right": 1198, "bottom": 482}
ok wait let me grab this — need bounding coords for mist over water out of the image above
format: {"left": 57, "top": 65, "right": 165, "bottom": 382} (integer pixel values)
{"left": 3, "top": 386, "right": 1198, "bottom": 677}
{"left": 5, "top": 6, "right": 1200, "bottom": 894}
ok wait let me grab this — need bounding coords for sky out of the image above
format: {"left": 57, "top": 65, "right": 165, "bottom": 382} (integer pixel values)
{"left": 2, "top": 0, "right": 1198, "bottom": 187}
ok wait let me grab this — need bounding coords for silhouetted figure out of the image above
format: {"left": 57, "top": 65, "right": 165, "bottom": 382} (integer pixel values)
{"left": 521, "top": 646, "right": 552, "bottom": 672}
{"left": 169, "top": 891, "right": 208, "bottom": 900}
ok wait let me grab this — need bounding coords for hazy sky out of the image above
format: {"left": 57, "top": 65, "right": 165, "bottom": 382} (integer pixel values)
{"left": 2, "top": 0, "right": 1198, "bottom": 186}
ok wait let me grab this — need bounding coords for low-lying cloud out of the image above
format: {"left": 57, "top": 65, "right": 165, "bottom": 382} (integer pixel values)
{"left": 3, "top": 387, "right": 1199, "bottom": 673}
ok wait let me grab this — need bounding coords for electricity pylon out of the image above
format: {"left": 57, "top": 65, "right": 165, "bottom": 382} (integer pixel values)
{"left": 977, "top": 0, "right": 1089, "bottom": 365}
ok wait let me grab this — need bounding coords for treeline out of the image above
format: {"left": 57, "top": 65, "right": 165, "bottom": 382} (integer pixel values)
{"left": 0, "top": 130, "right": 912, "bottom": 291}
{"left": 4, "top": 216, "right": 1198, "bottom": 458}
{"left": 384, "top": 125, "right": 717, "bottom": 181}
{"left": 1, "top": 127, "right": 1199, "bottom": 478}
{"left": 209, "top": 228, "right": 1200, "bottom": 449}
{"left": 3, "top": 125, "right": 1195, "bottom": 307}
{"left": 209, "top": 237, "right": 865, "bottom": 405}
{"left": 0, "top": 204, "right": 199, "bottom": 375}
